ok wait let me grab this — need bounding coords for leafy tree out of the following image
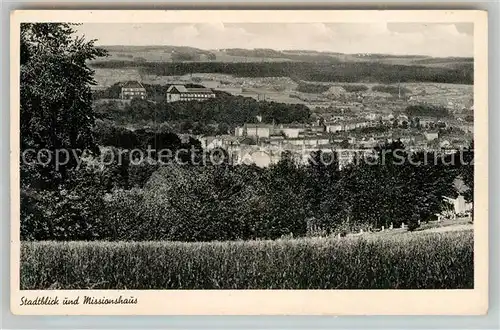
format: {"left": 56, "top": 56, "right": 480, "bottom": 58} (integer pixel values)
{"left": 460, "top": 141, "right": 474, "bottom": 203}
{"left": 143, "top": 165, "right": 261, "bottom": 241}
{"left": 255, "top": 153, "right": 309, "bottom": 239}
{"left": 20, "top": 23, "right": 107, "bottom": 189}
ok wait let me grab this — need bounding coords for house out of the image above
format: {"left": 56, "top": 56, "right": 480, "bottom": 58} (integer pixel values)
{"left": 326, "top": 123, "right": 343, "bottom": 133}
{"left": 419, "top": 117, "right": 436, "bottom": 127}
{"left": 424, "top": 132, "right": 439, "bottom": 141}
{"left": 279, "top": 127, "right": 302, "bottom": 139}
{"left": 440, "top": 140, "right": 452, "bottom": 149}
{"left": 307, "top": 125, "right": 326, "bottom": 133}
{"left": 397, "top": 114, "right": 409, "bottom": 122}
{"left": 166, "top": 85, "right": 216, "bottom": 103}
{"left": 443, "top": 195, "right": 473, "bottom": 215}
{"left": 364, "top": 113, "right": 378, "bottom": 121}
{"left": 121, "top": 81, "right": 147, "bottom": 100}
{"left": 457, "top": 123, "right": 474, "bottom": 134}
{"left": 200, "top": 135, "right": 241, "bottom": 151}
{"left": 235, "top": 123, "right": 273, "bottom": 139}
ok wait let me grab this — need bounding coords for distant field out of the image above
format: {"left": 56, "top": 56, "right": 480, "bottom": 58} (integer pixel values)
{"left": 21, "top": 230, "right": 473, "bottom": 290}
{"left": 91, "top": 67, "right": 473, "bottom": 111}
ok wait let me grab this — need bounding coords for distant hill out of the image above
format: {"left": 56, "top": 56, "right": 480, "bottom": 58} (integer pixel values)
{"left": 95, "top": 45, "right": 472, "bottom": 68}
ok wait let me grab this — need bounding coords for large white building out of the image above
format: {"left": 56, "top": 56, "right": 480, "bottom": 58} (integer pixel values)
{"left": 166, "top": 85, "right": 216, "bottom": 103}
{"left": 120, "top": 81, "right": 147, "bottom": 100}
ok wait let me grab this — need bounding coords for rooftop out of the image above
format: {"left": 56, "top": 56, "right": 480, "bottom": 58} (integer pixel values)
{"left": 122, "top": 81, "right": 145, "bottom": 89}
{"left": 167, "top": 85, "right": 213, "bottom": 94}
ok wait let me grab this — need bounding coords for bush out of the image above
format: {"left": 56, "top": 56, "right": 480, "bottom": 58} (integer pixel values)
{"left": 407, "top": 214, "right": 421, "bottom": 231}
{"left": 20, "top": 187, "right": 106, "bottom": 241}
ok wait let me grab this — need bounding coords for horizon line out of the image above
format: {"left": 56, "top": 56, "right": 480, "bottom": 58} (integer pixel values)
{"left": 93, "top": 44, "right": 473, "bottom": 60}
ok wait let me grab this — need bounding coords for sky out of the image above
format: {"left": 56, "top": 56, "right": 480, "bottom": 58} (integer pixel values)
{"left": 75, "top": 22, "right": 474, "bottom": 57}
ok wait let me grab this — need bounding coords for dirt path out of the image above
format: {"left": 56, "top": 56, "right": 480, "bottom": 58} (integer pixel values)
{"left": 417, "top": 223, "right": 473, "bottom": 233}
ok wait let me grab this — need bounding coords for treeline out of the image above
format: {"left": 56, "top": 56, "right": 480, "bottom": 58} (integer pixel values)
{"left": 342, "top": 84, "right": 369, "bottom": 93}
{"left": 372, "top": 85, "right": 412, "bottom": 95}
{"left": 296, "top": 83, "right": 330, "bottom": 94}
{"left": 21, "top": 140, "right": 474, "bottom": 242}
{"left": 90, "top": 61, "right": 474, "bottom": 84}
{"left": 223, "top": 48, "right": 344, "bottom": 63}
{"left": 95, "top": 95, "right": 311, "bottom": 126}
{"left": 94, "top": 120, "right": 202, "bottom": 153}
{"left": 406, "top": 104, "right": 450, "bottom": 118}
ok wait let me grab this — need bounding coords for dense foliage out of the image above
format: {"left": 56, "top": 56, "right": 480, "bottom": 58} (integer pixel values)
{"left": 372, "top": 84, "right": 412, "bottom": 95}
{"left": 20, "top": 23, "right": 107, "bottom": 189}
{"left": 21, "top": 139, "right": 470, "bottom": 242}
{"left": 94, "top": 94, "right": 312, "bottom": 126}
{"left": 296, "top": 83, "right": 331, "bottom": 94}
{"left": 90, "top": 61, "right": 474, "bottom": 84}
{"left": 406, "top": 104, "right": 451, "bottom": 118}
{"left": 342, "top": 84, "right": 369, "bottom": 92}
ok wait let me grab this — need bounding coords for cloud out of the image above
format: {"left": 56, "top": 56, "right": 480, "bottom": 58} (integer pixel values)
{"left": 75, "top": 22, "right": 474, "bottom": 57}
{"left": 172, "top": 25, "right": 199, "bottom": 40}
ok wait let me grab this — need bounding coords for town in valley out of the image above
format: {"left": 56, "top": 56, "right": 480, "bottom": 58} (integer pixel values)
{"left": 19, "top": 21, "right": 476, "bottom": 291}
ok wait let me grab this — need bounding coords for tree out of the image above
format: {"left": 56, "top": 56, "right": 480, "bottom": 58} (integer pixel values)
{"left": 256, "top": 154, "right": 309, "bottom": 239}
{"left": 460, "top": 141, "right": 474, "bottom": 203}
{"left": 20, "top": 23, "right": 107, "bottom": 189}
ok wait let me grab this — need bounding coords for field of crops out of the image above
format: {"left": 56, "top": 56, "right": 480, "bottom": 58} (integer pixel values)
{"left": 20, "top": 230, "right": 473, "bottom": 290}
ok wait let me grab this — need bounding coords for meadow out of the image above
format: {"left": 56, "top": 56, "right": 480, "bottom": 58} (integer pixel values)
{"left": 20, "top": 230, "right": 473, "bottom": 290}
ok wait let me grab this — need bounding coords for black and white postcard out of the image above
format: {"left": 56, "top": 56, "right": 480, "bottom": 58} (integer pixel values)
{"left": 10, "top": 10, "right": 488, "bottom": 315}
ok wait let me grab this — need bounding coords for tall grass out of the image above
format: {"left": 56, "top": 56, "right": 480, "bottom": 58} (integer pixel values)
{"left": 20, "top": 230, "right": 473, "bottom": 290}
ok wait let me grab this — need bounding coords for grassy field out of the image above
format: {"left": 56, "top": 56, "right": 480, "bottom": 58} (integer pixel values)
{"left": 21, "top": 230, "right": 473, "bottom": 290}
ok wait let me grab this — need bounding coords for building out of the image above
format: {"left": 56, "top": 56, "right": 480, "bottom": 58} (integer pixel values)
{"left": 397, "top": 114, "right": 409, "bottom": 122}
{"left": 235, "top": 123, "right": 273, "bottom": 139}
{"left": 443, "top": 195, "right": 473, "bottom": 215}
{"left": 364, "top": 113, "right": 378, "bottom": 121}
{"left": 326, "top": 123, "right": 343, "bottom": 133}
{"left": 280, "top": 127, "right": 302, "bottom": 139}
{"left": 200, "top": 135, "right": 241, "bottom": 150}
{"left": 120, "top": 81, "right": 147, "bottom": 100}
{"left": 166, "top": 85, "right": 216, "bottom": 103}
{"left": 424, "top": 132, "right": 439, "bottom": 141}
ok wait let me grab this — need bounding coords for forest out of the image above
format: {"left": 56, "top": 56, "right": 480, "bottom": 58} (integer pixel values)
{"left": 94, "top": 92, "right": 312, "bottom": 127}
{"left": 90, "top": 60, "right": 474, "bottom": 84}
